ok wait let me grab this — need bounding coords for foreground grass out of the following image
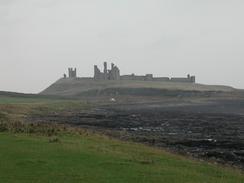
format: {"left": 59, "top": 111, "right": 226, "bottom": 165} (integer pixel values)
{"left": 0, "top": 96, "right": 53, "bottom": 104}
{"left": 0, "top": 94, "right": 244, "bottom": 182}
{"left": 0, "top": 132, "right": 243, "bottom": 183}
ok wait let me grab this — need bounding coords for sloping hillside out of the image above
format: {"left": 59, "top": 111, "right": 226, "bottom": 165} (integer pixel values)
{"left": 1, "top": 132, "right": 243, "bottom": 183}
{"left": 41, "top": 78, "right": 235, "bottom": 97}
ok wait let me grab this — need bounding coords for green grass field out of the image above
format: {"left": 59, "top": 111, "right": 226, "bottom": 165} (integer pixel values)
{"left": 0, "top": 92, "right": 70, "bottom": 104}
{"left": 0, "top": 132, "right": 243, "bottom": 183}
{"left": 0, "top": 93, "right": 244, "bottom": 183}
{"left": 0, "top": 95, "right": 66, "bottom": 104}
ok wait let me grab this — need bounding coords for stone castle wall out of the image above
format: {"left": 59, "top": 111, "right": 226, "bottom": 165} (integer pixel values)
{"left": 153, "top": 77, "right": 170, "bottom": 82}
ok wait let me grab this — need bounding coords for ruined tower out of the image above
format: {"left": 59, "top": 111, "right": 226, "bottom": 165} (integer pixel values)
{"left": 94, "top": 65, "right": 102, "bottom": 80}
{"left": 93, "top": 62, "right": 120, "bottom": 80}
{"left": 103, "top": 62, "right": 108, "bottom": 80}
{"left": 68, "top": 68, "right": 77, "bottom": 78}
{"left": 109, "top": 63, "right": 120, "bottom": 80}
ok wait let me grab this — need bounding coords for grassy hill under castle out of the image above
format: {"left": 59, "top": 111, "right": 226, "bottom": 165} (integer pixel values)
{"left": 41, "top": 78, "right": 235, "bottom": 97}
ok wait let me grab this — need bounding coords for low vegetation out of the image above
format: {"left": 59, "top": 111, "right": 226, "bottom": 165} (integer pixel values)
{"left": 1, "top": 132, "right": 244, "bottom": 183}
{"left": 0, "top": 94, "right": 243, "bottom": 183}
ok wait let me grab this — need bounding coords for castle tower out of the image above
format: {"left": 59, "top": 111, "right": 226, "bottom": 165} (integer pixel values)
{"left": 104, "top": 62, "right": 108, "bottom": 80}
{"left": 94, "top": 65, "right": 101, "bottom": 80}
{"left": 68, "top": 68, "right": 71, "bottom": 78}
{"left": 74, "top": 68, "right": 77, "bottom": 77}
{"left": 68, "top": 68, "right": 77, "bottom": 78}
{"left": 191, "top": 76, "right": 196, "bottom": 83}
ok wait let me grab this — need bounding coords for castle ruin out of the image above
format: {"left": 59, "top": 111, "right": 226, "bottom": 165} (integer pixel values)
{"left": 68, "top": 68, "right": 77, "bottom": 78}
{"left": 93, "top": 62, "right": 195, "bottom": 83}
{"left": 64, "top": 62, "right": 195, "bottom": 83}
{"left": 94, "top": 62, "right": 120, "bottom": 80}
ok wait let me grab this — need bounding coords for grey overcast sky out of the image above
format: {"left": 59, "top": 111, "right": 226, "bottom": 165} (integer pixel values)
{"left": 0, "top": 0, "right": 244, "bottom": 93}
